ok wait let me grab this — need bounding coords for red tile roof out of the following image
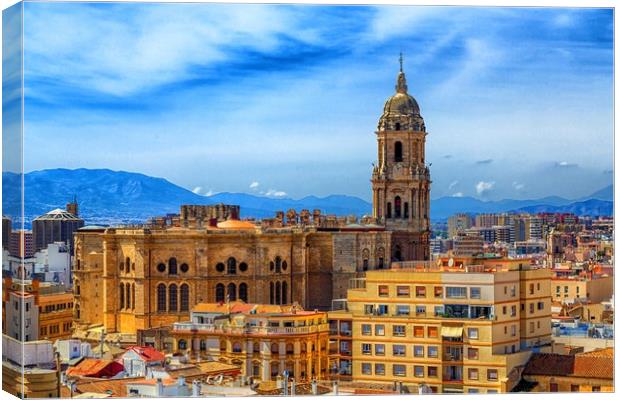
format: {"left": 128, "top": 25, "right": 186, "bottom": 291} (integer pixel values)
{"left": 123, "top": 346, "right": 165, "bottom": 363}
{"left": 66, "top": 359, "right": 125, "bottom": 378}
{"left": 524, "top": 353, "right": 613, "bottom": 380}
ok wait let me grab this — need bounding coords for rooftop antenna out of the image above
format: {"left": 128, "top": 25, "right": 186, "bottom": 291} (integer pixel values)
{"left": 399, "top": 51, "right": 404, "bottom": 72}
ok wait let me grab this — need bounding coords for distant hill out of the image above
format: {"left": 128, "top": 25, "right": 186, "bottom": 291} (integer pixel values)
{"left": 1, "top": 168, "right": 612, "bottom": 226}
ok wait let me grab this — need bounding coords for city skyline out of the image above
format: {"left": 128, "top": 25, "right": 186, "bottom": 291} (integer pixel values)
{"left": 12, "top": 3, "right": 615, "bottom": 202}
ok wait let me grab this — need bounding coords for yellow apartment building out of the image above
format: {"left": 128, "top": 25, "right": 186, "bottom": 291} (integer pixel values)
{"left": 169, "top": 302, "right": 329, "bottom": 382}
{"left": 328, "top": 258, "right": 552, "bottom": 394}
{"left": 551, "top": 274, "right": 613, "bottom": 304}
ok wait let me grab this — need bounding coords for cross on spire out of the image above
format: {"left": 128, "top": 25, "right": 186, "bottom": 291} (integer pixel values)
{"left": 399, "top": 52, "right": 403, "bottom": 72}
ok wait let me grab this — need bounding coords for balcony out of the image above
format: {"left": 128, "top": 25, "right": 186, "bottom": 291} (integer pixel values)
{"left": 172, "top": 322, "right": 328, "bottom": 335}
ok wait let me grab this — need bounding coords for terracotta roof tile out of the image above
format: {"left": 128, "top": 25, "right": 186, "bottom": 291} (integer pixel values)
{"left": 524, "top": 353, "right": 613, "bottom": 380}
{"left": 123, "top": 346, "right": 165, "bottom": 362}
{"left": 66, "top": 359, "right": 124, "bottom": 378}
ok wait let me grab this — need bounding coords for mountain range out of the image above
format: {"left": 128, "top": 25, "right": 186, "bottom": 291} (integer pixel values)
{"left": 1, "top": 169, "right": 613, "bottom": 226}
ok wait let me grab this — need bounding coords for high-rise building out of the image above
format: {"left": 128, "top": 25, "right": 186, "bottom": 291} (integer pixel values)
{"left": 448, "top": 214, "right": 473, "bottom": 239}
{"left": 329, "top": 258, "right": 552, "bottom": 393}
{"left": 371, "top": 57, "right": 431, "bottom": 261}
{"left": 9, "top": 230, "right": 34, "bottom": 259}
{"left": 453, "top": 232, "right": 484, "bottom": 256}
{"left": 2, "top": 215, "right": 11, "bottom": 250}
{"left": 32, "top": 205, "right": 84, "bottom": 254}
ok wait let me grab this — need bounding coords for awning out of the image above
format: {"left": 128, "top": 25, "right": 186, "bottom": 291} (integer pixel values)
{"left": 441, "top": 326, "right": 463, "bottom": 338}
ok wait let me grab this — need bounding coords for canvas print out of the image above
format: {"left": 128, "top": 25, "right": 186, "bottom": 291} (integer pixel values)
{"left": 1, "top": 1, "right": 614, "bottom": 398}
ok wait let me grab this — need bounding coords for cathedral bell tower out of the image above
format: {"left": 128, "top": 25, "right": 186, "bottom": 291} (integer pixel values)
{"left": 371, "top": 55, "right": 431, "bottom": 261}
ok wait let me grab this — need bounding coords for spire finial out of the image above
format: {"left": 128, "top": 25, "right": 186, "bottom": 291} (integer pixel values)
{"left": 399, "top": 52, "right": 403, "bottom": 72}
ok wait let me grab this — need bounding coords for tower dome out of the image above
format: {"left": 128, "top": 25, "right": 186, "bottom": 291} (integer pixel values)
{"left": 378, "top": 56, "right": 425, "bottom": 132}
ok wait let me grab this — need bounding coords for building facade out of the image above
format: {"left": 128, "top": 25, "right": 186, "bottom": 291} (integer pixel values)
{"left": 169, "top": 302, "right": 329, "bottom": 381}
{"left": 32, "top": 206, "right": 84, "bottom": 254}
{"left": 328, "top": 258, "right": 552, "bottom": 394}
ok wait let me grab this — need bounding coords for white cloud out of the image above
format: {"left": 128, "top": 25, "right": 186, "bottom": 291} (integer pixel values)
{"left": 265, "top": 189, "right": 287, "bottom": 197}
{"left": 452, "top": 192, "right": 464, "bottom": 197}
{"left": 448, "top": 180, "right": 459, "bottom": 190}
{"left": 475, "top": 181, "right": 495, "bottom": 195}
{"left": 249, "top": 181, "right": 260, "bottom": 189}
{"left": 512, "top": 181, "right": 525, "bottom": 191}
{"left": 192, "top": 186, "right": 202, "bottom": 194}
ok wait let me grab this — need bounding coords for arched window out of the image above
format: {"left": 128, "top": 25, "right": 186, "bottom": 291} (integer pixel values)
{"left": 157, "top": 284, "right": 166, "bottom": 312}
{"left": 286, "top": 343, "right": 294, "bottom": 354}
{"left": 239, "top": 283, "right": 248, "bottom": 302}
{"left": 404, "top": 202, "right": 409, "bottom": 219}
{"left": 395, "top": 196, "right": 402, "bottom": 218}
{"left": 169, "top": 284, "right": 178, "bottom": 312}
{"left": 227, "top": 257, "right": 236, "bottom": 275}
{"left": 126, "top": 283, "right": 131, "bottom": 309}
{"left": 180, "top": 284, "right": 189, "bottom": 311}
{"left": 275, "top": 281, "right": 281, "bottom": 305}
{"left": 215, "top": 283, "right": 225, "bottom": 303}
{"left": 178, "top": 339, "right": 187, "bottom": 350}
{"left": 270, "top": 282, "right": 274, "bottom": 304}
{"left": 169, "top": 258, "right": 177, "bottom": 275}
{"left": 227, "top": 283, "right": 236, "bottom": 301}
{"left": 282, "top": 261, "right": 287, "bottom": 271}
{"left": 131, "top": 284, "right": 136, "bottom": 310}
{"left": 395, "top": 122, "right": 401, "bottom": 131}
{"left": 270, "top": 261, "right": 275, "bottom": 272}
{"left": 362, "top": 249, "right": 370, "bottom": 272}
{"left": 126, "top": 257, "right": 131, "bottom": 273}
{"left": 395, "top": 141, "right": 403, "bottom": 162}
{"left": 394, "top": 245, "right": 402, "bottom": 261}
{"left": 282, "top": 281, "right": 288, "bottom": 305}
{"left": 275, "top": 257, "right": 282, "bottom": 273}
{"left": 119, "top": 283, "right": 125, "bottom": 309}
{"left": 387, "top": 202, "right": 392, "bottom": 219}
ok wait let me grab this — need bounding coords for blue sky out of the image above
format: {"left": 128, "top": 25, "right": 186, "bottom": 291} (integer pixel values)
{"left": 17, "top": 3, "right": 614, "bottom": 201}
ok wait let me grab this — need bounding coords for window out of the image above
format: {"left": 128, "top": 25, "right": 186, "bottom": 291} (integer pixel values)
{"left": 529, "top": 283, "right": 534, "bottom": 295}
{"left": 470, "top": 287, "right": 481, "bottom": 299}
{"left": 362, "top": 324, "right": 371, "bottom": 335}
{"left": 374, "top": 344, "right": 385, "bottom": 356}
{"left": 487, "top": 369, "right": 498, "bottom": 381}
{"left": 126, "top": 284, "right": 131, "bottom": 309}
{"left": 434, "top": 286, "right": 443, "bottom": 298}
{"left": 529, "top": 322, "right": 535, "bottom": 333}
{"left": 414, "top": 346, "right": 424, "bottom": 357}
{"left": 592, "top": 386, "right": 601, "bottom": 392}
{"left": 361, "top": 363, "right": 372, "bottom": 375}
{"left": 396, "top": 305, "right": 410, "bottom": 316}
{"left": 169, "top": 257, "right": 177, "bottom": 275}
{"left": 275, "top": 257, "right": 282, "bottom": 273}
{"left": 556, "top": 286, "right": 560, "bottom": 294}
{"left": 416, "top": 305, "right": 426, "bottom": 316}
{"left": 428, "top": 366, "right": 438, "bottom": 377}
{"left": 364, "top": 304, "right": 374, "bottom": 315}
{"left": 386, "top": 203, "right": 392, "bottom": 219}
{"left": 227, "top": 257, "right": 237, "bottom": 274}
{"left": 428, "top": 327, "right": 438, "bottom": 338}
{"left": 396, "top": 286, "right": 410, "bottom": 297}
{"left": 393, "top": 364, "right": 406, "bottom": 377}
{"left": 119, "top": 283, "right": 125, "bottom": 309}
{"left": 468, "top": 389, "right": 479, "bottom": 393}
{"left": 394, "top": 141, "right": 403, "bottom": 162}
{"left": 468, "top": 348, "right": 479, "bottom": 360}
{"left": 468, "top": 368, "right": 479, "bottom": 380}
{"left": 511, "top": 305, "right": 517, "bottom": 316}
{"left": 215, "top": 283, "right": 225, "bottom": 302}
{"left": 537, "top": 283, "right": 540, "bottom": 291}
{"left": 503, "top": 306, "right": 507, "bottom": 315}
{"left": 378, "top": 285, "right": 389, "bottom": 297}
{"left": 361, "top": 343, "right": 372, "bottom": 355}
{"left": 404, "top": 202, "right": 409, "bottom": 219}
{"left": 169, "top": 284, "right": 178, "bottom": 311}
{"left": 428, "top": 346, "right": 438, "bottom": 358}
{"left": 416, "top": 286, "right": 426, "bottom": 297}
{"left": 510, "top": 286, "right": 516, "bottom": 297}
{"left": 377, "top": 304, "right": 388, "bottom": 315}
{"left": 157, "top": 283, "right": 166, "bottom": 311}
{"left": 570, "top": 385, "right": 579, "bottom": 392}
{"left": 414, "top": 365, "right": 424, "bottom": 377}
{"left": 216, "top": 263, "right": 225, "bottom": 273}
{"left": 239, "top": 283, "right": 248, "bottom": 302}
{"left": 393, "top": 325, "right": 406, "bottom": 336}
{"left": 375, "top": 325, "right": 385, "bottom": 336}
{"left": 446, "top": 287, "right": 467, "bottom": 298}
{"left": 180, "top": 284, "right": 189, "bottom": 311}
{"left": 414, "top": 326, "right": 424, "bottom": 338}
{"left": 394, "top": 196, "right": 402, "bottom": 218}
{"left": 239, "top": 262, "right": 248, "bottom": 272}
{"left": 549, "top": 383, "right": 558, "bottom": 392}
{"left": 228, "top": 283, "right": 237, "bottom": 301}
{"left": 281, "top": 281, "right": 288, "bottom": 304}
{"left": 180, "top": 263, "right": 189, "bottom": 273}
{"left": 393, "top": 345, "right": 406, "bottom": 356}
{"left": 468, "top": 328, "right": 479, "bottom": 339}
{"left": 530, "top": 303, "right": 535, "bottom": 314}
{"left": 504, "top": 286, "right": 508, "bottom": 295}
{"left": 537, "top": 302, "right": 544, "bottom": 310}
{"left": 511, "top": 325, "right": 516, "bottom": 336}
{"left": 537, "top": 321, "right": 541, "bottom": 329}
{"left": 375, "top": 364, "right": 385, "bottom": 375}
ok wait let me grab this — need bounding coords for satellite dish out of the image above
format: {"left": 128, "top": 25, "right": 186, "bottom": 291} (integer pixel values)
{"left": 448, "top": 258, "right": 454, "bottom": 268}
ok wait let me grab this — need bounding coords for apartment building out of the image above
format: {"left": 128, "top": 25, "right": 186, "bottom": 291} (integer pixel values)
{"left": 329, "top": 259, "right": 551, "bottom": 394}
{"left": 169, "top": 302, "right": 329, "bottom": 382}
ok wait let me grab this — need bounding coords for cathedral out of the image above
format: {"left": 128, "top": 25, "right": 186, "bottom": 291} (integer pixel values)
{"left": 72, "top": 61, "right": 431, "bottom": 337}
